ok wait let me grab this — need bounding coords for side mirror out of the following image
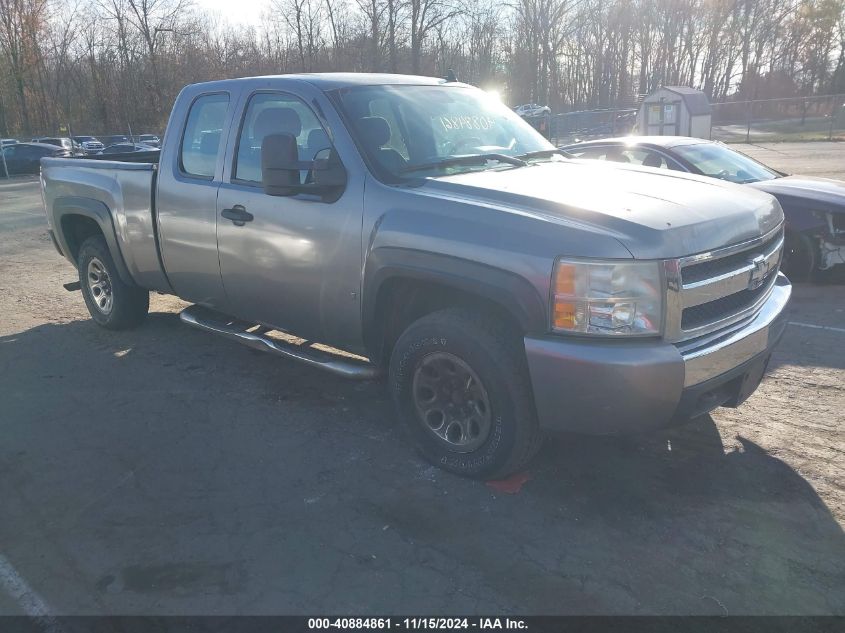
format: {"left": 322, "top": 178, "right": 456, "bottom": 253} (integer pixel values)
{"left": 261, "top": 133, "right": 300, "bottom": 197}
{"left": 261, "top": 133, "right": 347, "bottom": 201}
{"left": 313, "top": 148, "right": 347, "bottom": 193}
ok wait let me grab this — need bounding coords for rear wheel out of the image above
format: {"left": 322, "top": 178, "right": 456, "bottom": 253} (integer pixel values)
{"left": 78, "top": 235, "right": 149, "bottom": 329}
{"left": 389, "top": 308, "right": 543, "bottom": 479}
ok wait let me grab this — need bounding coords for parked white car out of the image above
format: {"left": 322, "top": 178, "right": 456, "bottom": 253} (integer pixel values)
{"left": 514, "top": 103, "right": 551, "bottom": 117}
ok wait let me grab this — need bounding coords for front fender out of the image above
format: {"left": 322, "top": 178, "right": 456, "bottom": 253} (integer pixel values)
{"left": 362, "top": 246, "right": 548, "bottom": 353}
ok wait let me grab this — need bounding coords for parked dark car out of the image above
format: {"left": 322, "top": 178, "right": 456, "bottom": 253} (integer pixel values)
{"left": 1, "top": 142, "right": 71, "bottom": 175}
{"left": 560, "top": 136, "right": 845, "bottom": 279}
{"left": 100, "top": 135, "right": 130, "bottom": 146}
{"left": 99, "top": 143, "right": 161, "bottom": 155}
{"left": 31, "top": 136, "right": 81, "bottom": 155}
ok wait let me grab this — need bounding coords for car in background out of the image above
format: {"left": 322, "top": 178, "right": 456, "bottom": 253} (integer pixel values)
{"left": 1, "top": 142, "right": 71, "bottom": 175}
{"left": 98, "top": 143, "right": 160, "bottom": 155}
{"left": 72, "top": 135, "right": 105, "bottom": 155}
{"left": 31, "top": 137, "right": 82, "bottom": 155}
{"left": 135, "top": 134, "right": 160, "bottom": 148}
{"left": 1, "top": 138, "right": 18, "bottom": 148}
{"left": 514, "top": 103, "right": 551, "bottom": 118}
{"left": 100, "top": 135, "right": 130, "bottom": 147}
{"left": 560, "top": 136, "right": 845, "bottom": 280}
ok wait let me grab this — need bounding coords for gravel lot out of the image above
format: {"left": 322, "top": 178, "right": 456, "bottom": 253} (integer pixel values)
{"left": 0, "top": 144, "right": 843, "bottom": 615}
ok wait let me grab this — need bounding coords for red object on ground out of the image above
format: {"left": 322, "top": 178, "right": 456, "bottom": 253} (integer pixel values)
{"left": 486, "top": 471, "right": 532, "bottom": 494}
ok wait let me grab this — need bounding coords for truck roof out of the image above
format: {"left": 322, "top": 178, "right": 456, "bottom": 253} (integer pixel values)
{"left": 185, "top": 73, "right": 452, "bottom": 92}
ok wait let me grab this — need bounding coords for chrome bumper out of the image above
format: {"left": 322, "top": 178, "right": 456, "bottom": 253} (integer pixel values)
{"left": 680, "top": 273, "right": 791, "bottom": 387}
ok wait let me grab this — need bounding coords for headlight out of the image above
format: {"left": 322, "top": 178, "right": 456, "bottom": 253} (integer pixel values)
{"left": 552, "top": 258, "right": 663, "bottom": 336}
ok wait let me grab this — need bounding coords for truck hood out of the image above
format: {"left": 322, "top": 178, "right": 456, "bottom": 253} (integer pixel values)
{"left": 746, "top": 175, "right": 845, "bottom": 213}
{"left": 421, "top": 160, "right": 783, "bottom": 259}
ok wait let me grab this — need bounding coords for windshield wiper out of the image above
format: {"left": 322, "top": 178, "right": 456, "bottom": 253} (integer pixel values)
{"left": 516, "top": 148, "right": 572, "bottom": 160}
{"left": 400, "top": 153, "right": 527, "bottom": 174}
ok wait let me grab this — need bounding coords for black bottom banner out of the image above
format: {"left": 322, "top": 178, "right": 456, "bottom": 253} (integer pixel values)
{"left": 0, "top": 617, "right": 842, "bottom": 633}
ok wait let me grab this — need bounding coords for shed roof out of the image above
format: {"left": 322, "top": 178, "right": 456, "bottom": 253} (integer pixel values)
{"left": 662, "top": 86, "right": 712, "bottom": 116}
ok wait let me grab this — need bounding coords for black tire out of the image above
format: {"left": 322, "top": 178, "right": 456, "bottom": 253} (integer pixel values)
{"left": 389, "top": 307, "right": 543, "bottom": 479}
{"left": 781, "top": 231, "right": 817, "bottom": 282}
{"left": 78, "top": 235, "right": 149, "bottom": 329}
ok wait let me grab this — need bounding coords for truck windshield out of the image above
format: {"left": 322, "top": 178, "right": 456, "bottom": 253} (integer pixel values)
{"left": 332, "top": 84, "right": 557, "bottom": 181}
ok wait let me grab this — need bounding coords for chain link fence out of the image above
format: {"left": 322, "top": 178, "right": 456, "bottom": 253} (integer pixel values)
{"left": 521, "top": 109, "right": 638, "bottom": 145}
{"left": 710, "top": 94, "right": 845, "bottom": 143}
{"left": 522, "top": 95, "right": 845, "bottom": 146}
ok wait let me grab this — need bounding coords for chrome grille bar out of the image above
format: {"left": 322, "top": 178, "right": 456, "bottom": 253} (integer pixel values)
{"left": 681, "top": 234, "right": 783, "bottom": 309}
{"left": 664, "top": 224, "right": 784, "bottom": 343}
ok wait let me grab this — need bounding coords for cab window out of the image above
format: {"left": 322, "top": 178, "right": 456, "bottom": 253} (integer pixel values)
{"left": 234, "top": 92, "right": 332, "bottom": 184}
{"left": 368, "top": 97, "right": 410, "bottom": 160}
{"left": 180, "top": 93, "right": 229, "bottom": 178}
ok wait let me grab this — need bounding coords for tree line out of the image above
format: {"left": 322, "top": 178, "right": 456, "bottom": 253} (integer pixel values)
{"left": 1, "top": 0, "right": 844, "bottom": 137}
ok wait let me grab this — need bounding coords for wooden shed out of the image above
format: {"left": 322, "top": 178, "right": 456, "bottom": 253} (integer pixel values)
{"left": 637, "top": 87, "right": 712, "bottom": 138}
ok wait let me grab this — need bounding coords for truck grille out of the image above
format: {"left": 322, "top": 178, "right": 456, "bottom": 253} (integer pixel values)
{"left": 681, "top": 273, "right": 776, "bottom": 330}
{"left": 666, "top": 226, "right": 784, "bottom": 342}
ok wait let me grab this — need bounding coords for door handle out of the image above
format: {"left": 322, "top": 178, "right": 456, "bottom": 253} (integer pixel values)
{"left": 221, "top": 205, "right": 254, "bottom": 226}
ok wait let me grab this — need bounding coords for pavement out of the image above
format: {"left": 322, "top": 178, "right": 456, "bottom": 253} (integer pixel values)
{"left": 733, "top": 141, "right": 845, "bottom": 179}
{"left": 0, "top": 176, "right": 43, "bottom": 232}
{"left": 0, "top": 147, "right": 843, "bottom": 616}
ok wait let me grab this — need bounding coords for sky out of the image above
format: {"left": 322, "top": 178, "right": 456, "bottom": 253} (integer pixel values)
{"left": 198, "top": 0, "right": 268, "bottom": 27}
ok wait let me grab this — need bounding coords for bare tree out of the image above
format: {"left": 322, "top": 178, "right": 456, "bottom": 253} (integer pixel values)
{"left": 0, "top": 0, "right": 50, "bottom": 133}
{"left": 406, "top": 0, "right": 458, "bottom": 73}
{"left": 2, "top": 0, "right": 844, "bottom": 137}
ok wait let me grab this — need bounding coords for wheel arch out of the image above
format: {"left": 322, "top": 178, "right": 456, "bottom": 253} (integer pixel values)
{"left": 362, "top": 247, "right": 547, "bottom": 363}
{"left": 53, "top": 197, "right": 135, "bottom": 285}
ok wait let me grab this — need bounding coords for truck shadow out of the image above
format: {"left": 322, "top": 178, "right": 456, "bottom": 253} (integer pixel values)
{"left": 1, "top": 313, "right": 843, "bottom": 614}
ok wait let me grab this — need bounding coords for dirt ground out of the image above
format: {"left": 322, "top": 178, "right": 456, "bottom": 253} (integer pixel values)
{"left": 0, "top": 146, "right": 843, "bottom": 615}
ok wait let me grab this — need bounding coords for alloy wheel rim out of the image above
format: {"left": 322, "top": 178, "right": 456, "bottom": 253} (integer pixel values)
{"left": 87, "top": 257, "right": 114, "bottom": 315}
{"left": 411, "top": 352, "right": 492, "bottom": 453}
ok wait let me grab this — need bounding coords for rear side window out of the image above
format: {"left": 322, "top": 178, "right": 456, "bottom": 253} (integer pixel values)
{"left": 180, "top": 93, "right": 229, "bottom": 178}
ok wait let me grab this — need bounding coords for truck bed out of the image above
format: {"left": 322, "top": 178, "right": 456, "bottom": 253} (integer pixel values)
{"left": 41, "top": 156, "right": 170, "bottom": 292}
{"left": 79, "top": 150, "right": 161, "bottom": 163}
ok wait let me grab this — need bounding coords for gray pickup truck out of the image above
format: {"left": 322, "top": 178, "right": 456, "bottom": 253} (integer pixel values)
{"left": 42, "top": 73, "right": 791, "bottom": 478}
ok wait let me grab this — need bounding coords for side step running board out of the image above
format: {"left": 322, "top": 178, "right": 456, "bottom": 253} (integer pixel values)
{"left": 179, "top": 305, "right": 381, "bottom": 380}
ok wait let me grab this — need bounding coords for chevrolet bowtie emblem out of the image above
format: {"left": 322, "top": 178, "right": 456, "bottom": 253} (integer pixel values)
{"left": 748, "top": 254, "right": 769, "bottom": 290}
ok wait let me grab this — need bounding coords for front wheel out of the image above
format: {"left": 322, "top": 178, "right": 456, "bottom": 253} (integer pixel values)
{"left": 388, "top": 308, "right": 543, "bottom": 479}
{"left": 781, "top": 231, "right": 817, "bottom": 282}
{"left": 78, "top": 235, "right": 149, "bottom": 329}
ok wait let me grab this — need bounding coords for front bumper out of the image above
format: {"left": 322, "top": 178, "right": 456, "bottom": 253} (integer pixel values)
{"left": 524, "top": 273, "right": 791, "bottom": 434}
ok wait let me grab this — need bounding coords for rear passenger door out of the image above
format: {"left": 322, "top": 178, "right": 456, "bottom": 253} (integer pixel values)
{"left": 156, "top": 91, "right": 235, "bottom": 309}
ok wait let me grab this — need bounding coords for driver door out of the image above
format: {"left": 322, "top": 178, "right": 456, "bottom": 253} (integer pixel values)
{"left": 215, "top": 89, "right": 364, "bottom": 348}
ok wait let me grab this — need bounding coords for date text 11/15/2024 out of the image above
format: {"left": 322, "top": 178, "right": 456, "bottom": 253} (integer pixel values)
{"left": 307, "top": 618, "right": 528, "bottom": 630}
